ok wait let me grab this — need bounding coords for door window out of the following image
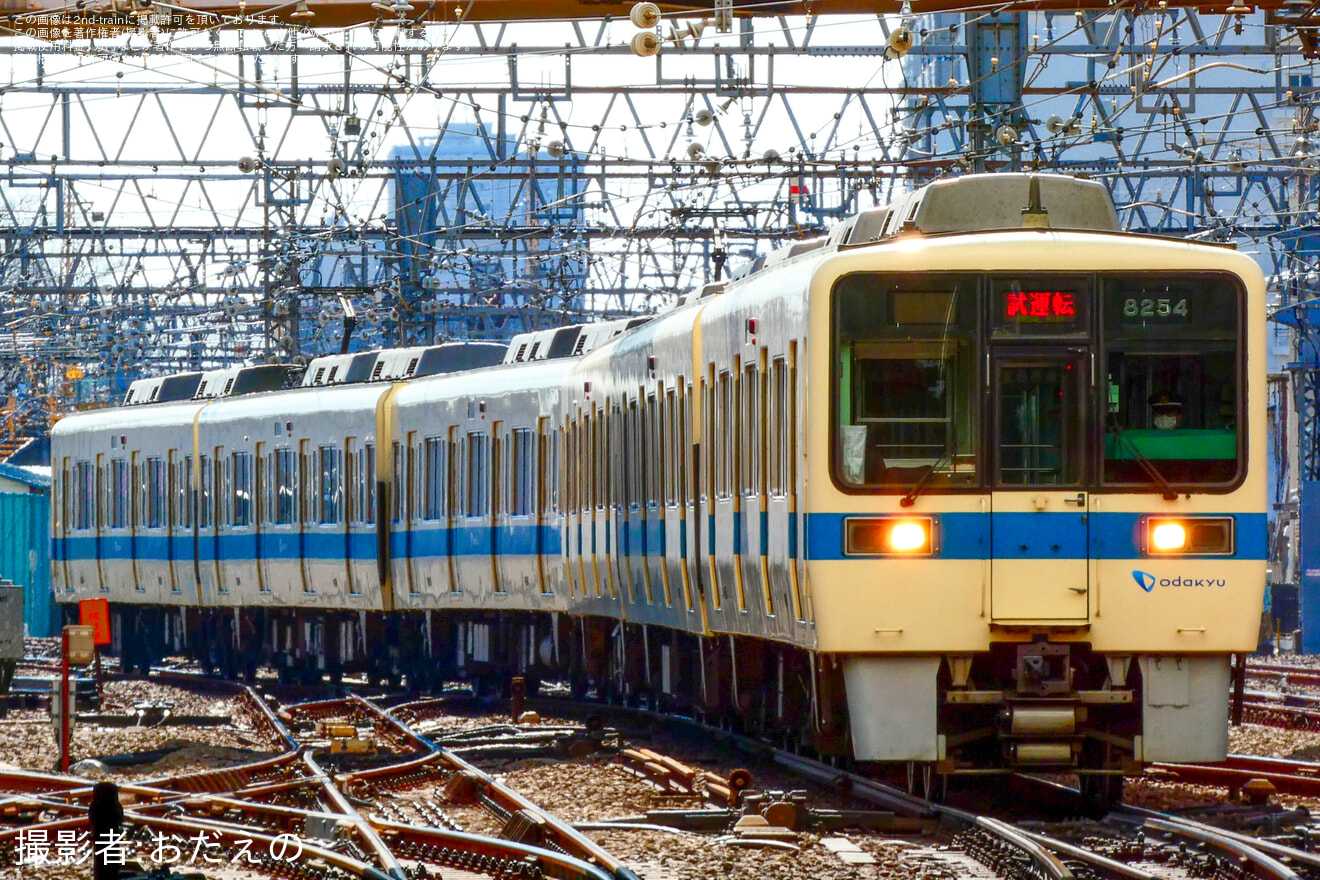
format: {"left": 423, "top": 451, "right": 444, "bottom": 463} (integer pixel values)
{"left": 995, "top": 355, "right": 1084, "bottom": 486}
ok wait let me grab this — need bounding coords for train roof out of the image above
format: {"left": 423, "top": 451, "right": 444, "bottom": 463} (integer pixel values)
{"left": 121, "top": 341, "right": 509, "bottom": 408}
{"left": 727, "top": 172, "right": 1120, "bottom": 282}
{"left": 123, "top": 364, "right": 303, "bottom": 406}
{"left": 302, "top": 342, "right": 506, "bottom": 387}
{"left": 122, "top": 372, "right": 204, "bottom": 406}
{"left": 502, "top": 317, "right": 653, "bottom": 365}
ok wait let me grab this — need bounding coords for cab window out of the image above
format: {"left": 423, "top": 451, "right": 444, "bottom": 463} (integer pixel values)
{"left": 1102, "top": 275, "right": 1241, "bottom": 487}
{"left": 832, "top": 273, "right": 979, "bottom": 489}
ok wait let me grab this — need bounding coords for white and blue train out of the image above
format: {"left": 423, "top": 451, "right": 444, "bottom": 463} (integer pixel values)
{"left": 51, "top": 174, "right": 1267, "bottom": 797}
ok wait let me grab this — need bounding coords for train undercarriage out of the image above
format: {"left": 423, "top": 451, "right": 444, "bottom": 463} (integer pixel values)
{"left": 92, "top": 603, "right": 1238, "bottom": 807}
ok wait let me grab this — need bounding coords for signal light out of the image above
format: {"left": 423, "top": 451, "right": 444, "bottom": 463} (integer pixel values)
{"left": 845, "top": 516, "right": 937, "bottom": 556}
{"left": 1142, "top": 516, "right": 1235, "bottom": 556}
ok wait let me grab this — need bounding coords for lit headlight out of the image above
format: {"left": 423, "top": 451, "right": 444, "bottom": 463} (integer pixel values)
{"left": 1142, "top": 516, "right": 1235, "bottom": 556}
{"left": 1151, "top": 522, "right": 1186, "bottom": 551}
{"left": 845, "top": 516, "right": 937, "bottom": 557}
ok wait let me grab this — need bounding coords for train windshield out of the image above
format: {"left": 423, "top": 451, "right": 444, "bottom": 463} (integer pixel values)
{"left": 831, "top": 271, "right": 1243, "bottom": 493}
{"left": 833, "top": 274, "right": 980, "bottom": 489}
{"left": 1101, "top": 275, "right": 1240, "bottom": 486}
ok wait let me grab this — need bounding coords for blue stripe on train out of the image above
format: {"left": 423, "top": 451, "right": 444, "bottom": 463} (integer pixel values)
{"left": 804, "top": 511, "right": 1268, "bottom": 561}
{"left": 56, "top": 512, "right": 1267, "bottom": 563}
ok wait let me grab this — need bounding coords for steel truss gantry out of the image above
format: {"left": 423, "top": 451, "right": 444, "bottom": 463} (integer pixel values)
{"left": 0, "top": 6, "right": 1315, "bottom": 445}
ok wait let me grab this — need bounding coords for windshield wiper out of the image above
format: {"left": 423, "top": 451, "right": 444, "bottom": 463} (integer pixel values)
{"left": 1108, "top": 416, "right": 1179, "bottom": 501}
{"left": 900, "top": 452, "right": 951, "bottom": 507}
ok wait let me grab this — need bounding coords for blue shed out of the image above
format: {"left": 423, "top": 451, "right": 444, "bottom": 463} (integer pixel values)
{"left": 0, "top": 462, "right": 55, "bottom": 638}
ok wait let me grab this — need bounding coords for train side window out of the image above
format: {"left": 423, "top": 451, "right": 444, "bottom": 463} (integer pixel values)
{"left": 219, "top": 454, "right": 230, "bottom": 527}
{"left": 391, "top": 442, "right": 404, "bottom": 524}
{"left": 405, "top": 436, "right": 418, "bottom": 525}
{"left": 492, "top": 428, "right": 506, "bottom": 518}
{"left": 71, "top": 461, "right": 91, "bottom": 531}
{"left": 550, "top": 423, "right": 560, "bottom": 516}
{"left": 679, "top": 382, "right": 690, "bottom": 506}
{"left": 540, "top": 421, "right": 554, "bottom": 519}
{"left": 319, "top": 445, "right": 343, "bottom": 523}
{"left": 146, "top": 457, "right": 165, "bottom": 529}
{"left": 130, "top": 453, "right": 141, "bottom": 530}
{"left": 662, "top": 390, "right": 675, "bottom": 506}
{"left": 703, "top": 373, "right": 714, "bottom": 502}
{"left": 422, "top": 437, "right": 444, "bottom": 521}
{"left": 271, "top": 448, "right": 295, "bottom": 525}
{"left": 344, "top": 440, "right": 358, "bottom": 524}
{"left": 94, "top": 455, "right": 105, "bottom": 531}
{"left": 180, "top": 455, "right": 193, "bottom": 529}
{"left": 744, "top": 365, "right": 760, "bottom": 497}
{"left": 590, "top": 412, "right": 598, "bottom": 513}
{"left": 61, "top": 462, "right": 69, "bottom": 541}
{"left": 592, "top": 410, "right": 604, "bottom": 511}
{"left": 634, "top": 398, "right": 646, "bottom": 509}
{"left": 299, "top": 441, "right": 314, "bottom": 526}
{"left": 583, "top": 416, "right": 594, "bottom": 511}
{"left": 466, "top": 432, "right": 490, "bottom": 517}
{"left": 109, "top": 459, "right": 127, "bottom": 528}
{"left": 363, "top": 443, "right": 377, "bottom": 526}
{"left": 564, "top": 421, "right": 576, "bottom": 515}
{"left": 351, "top": 447, "right": 362, "bottom": 524}
{"left": 601, "top": 407, "right": 611, "bottom": 512}
{"left": 447, "top": 429, "right": 461, "bottom": 528}
{"left": 624, "top": 400, "right": 638, "bottom": 509}
{"left": 52, "top": 463, "right": 61, "bottom": 537}
{"left": 647, "top": 393, "right": 659, "bottom": 507}
{"left": 716, "top": 372, "right": 731, "bottom": 499}
{"left": 198, "top": 455, "right": 212, "bottom": 529}
{"left": 167, "top": 452, "right": 178, "bottom": 529}
{"left": 769, "top": 359, "right": 788, "bottom": 497}
{"left": 587, "top": 410, "right": 597, "bottom": 511}
{"left": 84, "top": 460, "right": 96, "bottom": 531}
{"left": 231, "top": 452, "right": 253, "bottom": 527}
{"left": 511, "top": 427, "right": 533, "bottom": 517}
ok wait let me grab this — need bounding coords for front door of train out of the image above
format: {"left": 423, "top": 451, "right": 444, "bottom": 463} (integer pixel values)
{"left": 989, "top": 348, "right": 1090, "bottom": 622}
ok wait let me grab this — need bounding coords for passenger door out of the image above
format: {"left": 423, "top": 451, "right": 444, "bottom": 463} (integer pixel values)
{"left": 989, "top": 349, "right": 1090, "bottom": 621}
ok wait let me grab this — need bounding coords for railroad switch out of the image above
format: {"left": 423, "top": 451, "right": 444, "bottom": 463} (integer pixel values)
{"left": 443, "top": 768, "right": 487, "bottom": 805}
{"left": 641, "top": 789, "right": 934, "bottom": 836}
{"left": 501, "top": 808, "right": 550, "bottom": 846}
{"left": 329, "top": 735, "right": 375, "bottom": 755}
{"left": 315, "top": 719, "right": 358, "bottom": 738}
{"left": 1240, "top": 777, "right": 1277, "bottom": 806}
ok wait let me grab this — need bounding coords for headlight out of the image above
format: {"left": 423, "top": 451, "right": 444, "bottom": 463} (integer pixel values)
{"left": 845, "top": 516, "right": 938, "bottom": 556}
{"left": 1142, "top": 516, "right": 1235, "bottom": 556}
{"left": 1151, "top": 522, "right": 1186, "bottom": 551}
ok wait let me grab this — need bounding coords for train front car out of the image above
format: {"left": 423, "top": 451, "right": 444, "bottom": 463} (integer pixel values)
{"left": 809, "top": 175, "right": 1265, "bottom": 801}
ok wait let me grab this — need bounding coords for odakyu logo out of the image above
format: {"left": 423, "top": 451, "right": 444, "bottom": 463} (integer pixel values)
{"left": 1132, "top": 570, "right": 1226, "bottom": 591}
{"left": 1132, "top": 571, "right": 1157, "bottom": 593}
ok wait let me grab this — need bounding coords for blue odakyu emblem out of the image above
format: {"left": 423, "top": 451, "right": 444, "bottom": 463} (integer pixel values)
{"left": 1132, "top": 570, "right": 1157, "bottom": 593}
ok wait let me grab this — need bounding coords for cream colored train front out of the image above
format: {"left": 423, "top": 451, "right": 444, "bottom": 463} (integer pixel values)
{"left": 792, "top": 175, "right": 1264, "bottom": 799}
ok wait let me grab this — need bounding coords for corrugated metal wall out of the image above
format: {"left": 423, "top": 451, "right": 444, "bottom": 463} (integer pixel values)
{"left": 0, "top": 492, "right": 55, "bottom": 638}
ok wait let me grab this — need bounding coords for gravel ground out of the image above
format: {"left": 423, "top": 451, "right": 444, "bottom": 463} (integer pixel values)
{"left": 1119, "top": 714, "right": 1320, "bottom": 813}
{"left": 0, "top": 679, "right": 283, "bottom": 779}
{"left": 593, "top": 829, "right": 992, "bottom": 880}
{"left": 1230, "top": 721, "right": 1320, "bottom": 760}
{"left": 362, "top": 706, "right": 981, "bottom": 880}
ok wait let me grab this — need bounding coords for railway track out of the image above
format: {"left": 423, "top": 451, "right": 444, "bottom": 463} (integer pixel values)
{"left": 4, "top": 669, "right": 1320, "bottom": 879}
